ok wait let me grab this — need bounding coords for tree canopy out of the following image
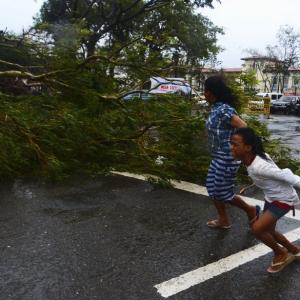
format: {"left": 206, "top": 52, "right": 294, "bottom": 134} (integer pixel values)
{"left": 1, "top": 1, "right": 298, "bottom": 182}
{"left": 37, "top": 0, "right": 220, "bottom": 55}
{"left": 0, "top": 1, "right": 224, "bottom": 181}
{"left": 36, "top": 0, "right": 222, "bottom": 86}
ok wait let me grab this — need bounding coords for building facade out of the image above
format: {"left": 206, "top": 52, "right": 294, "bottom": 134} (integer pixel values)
{"left": 190, "top": 56, "right": 300, "bottom": 95}
{"left": 241, "top": 56, "right": 300, "bottom": 95}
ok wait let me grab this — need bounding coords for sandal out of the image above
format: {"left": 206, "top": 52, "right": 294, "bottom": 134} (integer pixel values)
{"left": 292, "top": 252, "right": 300, "bottom": 260}
{"left": 267, "top": 253, "right": 295, "bottom": 273}
{"left": 206, "top": 219, "right": 231, "bottom": 229}
{"left": 249, "top": 205, "right": 261, "bottom": 225}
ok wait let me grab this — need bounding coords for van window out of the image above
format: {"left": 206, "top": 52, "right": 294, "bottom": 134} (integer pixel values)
{"left": 256, "top": 93, "right": 282, "bottom": 100}
{"left": 142, "top": 80, "right": 151, "bottom": 90}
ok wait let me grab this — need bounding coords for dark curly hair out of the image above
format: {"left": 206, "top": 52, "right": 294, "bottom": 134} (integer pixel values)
{"left": 204, "top": 75, "right": 238, "bottom": 108}
{"left": 234, "top": 127, "right": 269, "bottom": 160}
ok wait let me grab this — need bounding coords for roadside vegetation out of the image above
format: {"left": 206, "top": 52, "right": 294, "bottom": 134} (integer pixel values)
{"left": 0, "top": 0, "right": 299, "bottom": 183}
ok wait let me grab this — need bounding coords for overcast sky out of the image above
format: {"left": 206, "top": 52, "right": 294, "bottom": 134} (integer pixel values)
{"left": 1, "top": 0, "right": 300, "bottom": 68}
{"left": 202, "top": 0, "right": 300, "bottom": 67}
{"left": 0, "top": 0, "right": 43, "bottom": 32}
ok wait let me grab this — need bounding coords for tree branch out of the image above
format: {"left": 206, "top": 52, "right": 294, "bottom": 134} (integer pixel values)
{"left": 0, "top": 114, "right": 47, "bottom": 165}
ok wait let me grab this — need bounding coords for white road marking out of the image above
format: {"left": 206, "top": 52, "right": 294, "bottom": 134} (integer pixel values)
{"left": 113, "top": 172, "right": 300, "bottom": 297}
{"left": 154, "top": 226, "right": 300, "bottom": 298}
{"left": 113, "top": 171, "right": 300, "bottom": 221}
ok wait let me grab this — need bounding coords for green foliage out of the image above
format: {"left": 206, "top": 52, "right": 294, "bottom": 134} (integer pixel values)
{"left": 1, "top": 2, "right": 298, "bottom": 185}
{"left": 36, "top": 0, "right": 223, "bottom": 83}
{"left": 118, "top": 96, "right": 209, "bottom": 182}
{"left": 0, "top": 1, "right": 222, "bottom": 182}
{"left": 224, "top": 71, "right": 258, "bottom": 113}
{"left": 146, "top": 176, "right": 173, "bottom": 188}
{"left": 0, "top": 91, "right": 210, "bottom": 182}
{"left": 239, "top": 70, "right": 259, "bottom": 96}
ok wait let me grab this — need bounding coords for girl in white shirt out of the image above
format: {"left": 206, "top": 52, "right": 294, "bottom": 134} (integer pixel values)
{"left": 231, "top": 127, "right": 300, "bottom": 273}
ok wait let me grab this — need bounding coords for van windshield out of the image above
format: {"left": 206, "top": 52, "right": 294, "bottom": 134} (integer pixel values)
{"left": 271, "top": 94, "right": 282, "bottom": 99}
{"left": 280, "top": 96, "right": 294, "bottom": 102}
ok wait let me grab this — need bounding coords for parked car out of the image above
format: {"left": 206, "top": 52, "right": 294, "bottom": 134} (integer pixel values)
{"left": 270, "top": 95, "right": 300, "bottom": 114}
{"left": 122, "top": 90, "right": 154, "bottom": 101}
{"left": 122, "top": 77, "right": 194, "bottom": 102}
{"left": 294, "top": 99, "right": 300, "bottom": 115}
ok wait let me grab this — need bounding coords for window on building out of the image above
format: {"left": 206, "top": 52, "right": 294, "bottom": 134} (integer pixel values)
{"left": 271, "top": 76, "right": 277, "bottom": 91}
{"left": 284, "top": 76, "right": 289, "bottom": 89}
{"left": 293, "top": 76, "right": 299, "bottom": 87}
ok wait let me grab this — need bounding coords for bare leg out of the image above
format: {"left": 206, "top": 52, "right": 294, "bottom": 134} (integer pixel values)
{"left": 230, "top": 195, "right": 258, "bottom": 222}
{"left": 213, "top": 199, "right": 230, "bottom": 225}
{"left": 207, "top": 199, "right": 230, "bottom": 227}
{"left": 208, "top": 195, "right": 258, "bottom": 227}
{"left": 270, "top": 223, "right": 300, "bottom": 254}
{"left": 251, "top": 212, "right": 287, "bottom": 262}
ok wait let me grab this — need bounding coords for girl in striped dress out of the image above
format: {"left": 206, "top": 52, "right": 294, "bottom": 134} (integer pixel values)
{"left": 205, "top": 75, "right": 259, "bottom": 229}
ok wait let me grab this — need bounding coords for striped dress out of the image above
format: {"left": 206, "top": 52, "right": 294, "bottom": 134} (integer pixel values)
{"left": 205, "top": 101, "right": 240, "bottom": 202}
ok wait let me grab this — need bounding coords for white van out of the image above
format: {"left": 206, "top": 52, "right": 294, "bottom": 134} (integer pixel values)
{"left": 145, "top": 77, "right": 192, "bottom": 96}
{"left": 255, "top": 92, "right": 282, "bottom": 101}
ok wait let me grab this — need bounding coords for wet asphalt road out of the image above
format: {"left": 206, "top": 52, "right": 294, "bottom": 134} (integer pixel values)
{"left": 260, "top": 114, "right": 300, "bottom": 159}
{"left": 1, "top": 174, "right": 300, "bottom": 300}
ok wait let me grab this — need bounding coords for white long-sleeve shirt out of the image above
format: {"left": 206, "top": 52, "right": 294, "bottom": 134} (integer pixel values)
{"left": 247, "top": 154, "right": 300, "bottom": 205}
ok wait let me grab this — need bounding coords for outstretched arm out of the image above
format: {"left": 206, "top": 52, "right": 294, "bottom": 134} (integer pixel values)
{"left": 231, "top": 115, "right": 247, "bottom": 128}
{"left": 256, "top": 163, "right": 300, "bottom": 188}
